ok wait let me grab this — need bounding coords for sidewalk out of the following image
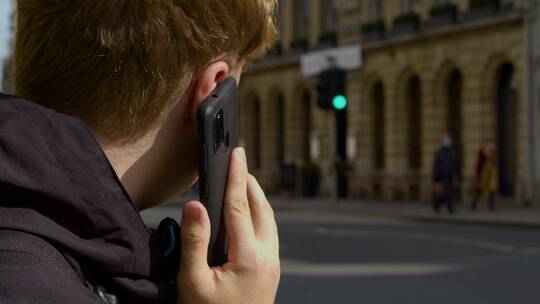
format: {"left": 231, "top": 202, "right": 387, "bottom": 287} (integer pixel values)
{"left": 268, "top": 196, "right": 540, "bottom": 228}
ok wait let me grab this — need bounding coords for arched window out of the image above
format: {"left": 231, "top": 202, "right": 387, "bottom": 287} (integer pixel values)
{"left": 496, "top": 63, "right": 517, "bottom": 197}
{"left": 301, "top": 89, "right": 312, "bottom": 162}
{"left": 407, "top": 75, "right": 422, "bottom": 170}
{"left": 447, "top": 69, "right": 463, "bottom": 176}
{"left": 372, "top": 81, "right": 385, "bottom": 170}
{"left": 239, "top": 95, "right": 261, "bottom": 170}
{"left": 402, "top": 0, "right": 416, "bottom": 13}
{"left": 320, "top": 0, "right": 336, "bottom": 33}
{"left": 275, "top": 94, "right": 286, "bottom": 167}
{"left": 293, "top": 0, "right": 310, "bottom": 40}
{"left": 371, "top": 0, "right": 384, "bottom": 20}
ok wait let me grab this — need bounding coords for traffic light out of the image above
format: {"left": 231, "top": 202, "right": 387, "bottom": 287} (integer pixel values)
{"left": 317, "top": 68, "right": 346, "bottom": 111}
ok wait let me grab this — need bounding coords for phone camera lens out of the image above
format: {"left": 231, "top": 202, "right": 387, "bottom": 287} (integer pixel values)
{"left": 214, "top": 110, "right": 225, "bottom": 152}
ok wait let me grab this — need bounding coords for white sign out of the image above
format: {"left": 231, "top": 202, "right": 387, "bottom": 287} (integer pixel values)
{"left": 300, "top": 44, "right": 362, "bottom": 77}
{"left": 347, "top": 134, "right": 357, "bottom": 159}
{"left": 310, "top": 131, "right": 321, "bottom": 161}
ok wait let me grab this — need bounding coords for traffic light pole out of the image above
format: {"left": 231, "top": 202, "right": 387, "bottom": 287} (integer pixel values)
{"left": 317, "top": 65, "right": 348, "bottom": 200}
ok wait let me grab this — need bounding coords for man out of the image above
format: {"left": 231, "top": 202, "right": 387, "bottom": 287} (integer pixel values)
{"left": 0, "top": 1, "right": 280, "bottom": 303}
{"left": 432, "top": 134, "right": 460, "bottom": 213}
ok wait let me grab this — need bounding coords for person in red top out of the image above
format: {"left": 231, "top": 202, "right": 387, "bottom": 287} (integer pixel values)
{"left": 470, "top": 145, "right": 487, "bottom": 210}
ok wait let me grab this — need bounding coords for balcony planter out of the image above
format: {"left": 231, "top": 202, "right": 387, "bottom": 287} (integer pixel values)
{"left": 392, "top": 12, "right": 420, "bottom": 36}
{"left": 264, "top": 42, "right": 282, "bottom": 60}
{"left": 468, "top": 0, "right": 500, "bottom": 19}
{"left": 317, "top": 31, "right": 337, "bottom": 49}
{"left": 361, "top": 20, "right": 386, "bottom": 43}
{"left": 301, "top": 162, "right": 321, "bottom": 198}
{"left": 428, "top": 3, "right": 458, "bottom": 28}
{"left": 290, "top": 37, "right": 309, "bottom": 54}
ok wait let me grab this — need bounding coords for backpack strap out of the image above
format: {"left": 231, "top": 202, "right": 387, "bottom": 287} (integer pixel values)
{"left": 0, "top": 229, "right": 118, "bottom": 304}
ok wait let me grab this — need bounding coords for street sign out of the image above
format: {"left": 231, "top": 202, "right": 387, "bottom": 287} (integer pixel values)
{"left": 300, "top": 44, "right": 362, "bottom": 77}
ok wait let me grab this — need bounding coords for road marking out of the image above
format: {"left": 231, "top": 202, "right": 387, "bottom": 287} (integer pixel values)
{"left": 520, "top": 247, "right": 540, "bottom": 255}
{"left": 311, "top": 227, "right": 515, "bottom": 253}
{"left": 281, "top": 259, "right": 462, "bottom": 276}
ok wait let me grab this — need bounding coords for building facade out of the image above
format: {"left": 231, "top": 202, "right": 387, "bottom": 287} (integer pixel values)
{"left": 1, "top": 0, "right": 15, "bottom": 94}
{"left": 239, "top": 0, "right": 537, "bottom": 205}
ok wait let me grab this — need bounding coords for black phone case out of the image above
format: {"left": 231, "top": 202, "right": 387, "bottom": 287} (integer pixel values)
{"left": 196, "top": 77, "right": 239, "bottom": 267}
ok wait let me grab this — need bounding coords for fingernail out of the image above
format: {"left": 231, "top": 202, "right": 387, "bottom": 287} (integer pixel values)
{"left": 182, "top": 204, "right": 200, "bottom": 221}
{"left": 235, "top": 147, "right": 246, "bottom": 162}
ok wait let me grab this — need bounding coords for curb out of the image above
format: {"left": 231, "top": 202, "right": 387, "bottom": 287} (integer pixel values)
{"left": 404, "top": 216, "right": 540, "bottom": 229}
{"left": 272, "top": 204, "right": 540, "bottom": 229}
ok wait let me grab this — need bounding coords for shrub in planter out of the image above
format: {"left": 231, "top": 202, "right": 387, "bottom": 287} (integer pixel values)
{"left": 335, "top": 160, "right": 354, "bottom": 175}
{"left": 290, "top": 37, "right": 308, "bottom": 53}
{"left": 318, "top": 31, "right": 337, "bottom": 47}
{"left": 468, "top": 0, "right": 500, "bottom": 19}
{"left": 470, "top": 0, "right": 500, "bottom": 9}
{"left": 265, "top": 41, "right": 282, "bottom": 59}
{"left": 361, "top": 20, "right": 385, "bottom": 33}
{"left": 430, "top": 2, "right": 457, "bottom": 17}
{"left": 335, "top": 161, "right": 353, "bottom": 198}
{"left": 361, "top": 20, "right": 386, "bottom": 42}
{"left": 301, "top": 162, "right": 321, "bottom": 197}
{"left": 394, "top": 12, "right": 420, "bottom": 26}
{"left": 393, "top": 12, "right": 420, "bottom": 35}
{"left": 429, "top": 2, "right": 458, "bottom": 27}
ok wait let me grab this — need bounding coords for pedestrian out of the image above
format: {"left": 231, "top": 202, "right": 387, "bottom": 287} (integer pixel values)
{"left": 471, "top": 143, "right": 498, "bottom": 211}
{"left": 470, "top": 144, "right": 487, "bottom": 209}
{"left": 432, "top": 134, "right": 460, "bottom": 213}
{"left": 0, "top": 1, "right": 280, "bottom": 303}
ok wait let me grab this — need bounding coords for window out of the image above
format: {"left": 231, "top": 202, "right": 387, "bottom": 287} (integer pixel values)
{"left": 402, "top": 0, "right": 415, "bottom": 13}
{"left": 320, "top": 0, "right": 337, "bottom": 33}
{"left": 293, "top": 0, "right": 310, "bottom": 39}
{"left": 371, "top": 0, "right": 383, "bottom": 21}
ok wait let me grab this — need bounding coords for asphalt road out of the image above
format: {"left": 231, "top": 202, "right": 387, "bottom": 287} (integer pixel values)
{"left": 141, "top": 207, "right": 540, "bottom": 304}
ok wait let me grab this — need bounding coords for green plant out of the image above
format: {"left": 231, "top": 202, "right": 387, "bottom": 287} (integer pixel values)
{"left": 290, "top": 37, "right": 309, "bottom": 50}
{"left": 268, "top": 41, "right": 282, "bottom": 55}
{"left": 300, "top": 162, "right": 321, "bottom": 177}
{"left": 361, "top": 20, "right": 386, "bottom": 33}
{"left": 393, "top": 12, "right": 420, "bottom": 25}
{"left": 318, "top": 31, "right": 337, "bottom": 45}
{"left": 429, "top": 2, "right": 457, "bottom": 17}
{"left": 470, "top": 0, "right": 500, "bottom": 9}
{"left": 335, "top": 160, "right": 354, "bottom": 174}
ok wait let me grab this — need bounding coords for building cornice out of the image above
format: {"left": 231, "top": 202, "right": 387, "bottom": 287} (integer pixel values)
{"left": 361, "top": 12, "right": 524, "bottom": 52}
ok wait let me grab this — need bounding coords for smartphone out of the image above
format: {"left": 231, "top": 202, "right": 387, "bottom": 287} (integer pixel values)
{"left": 197, "top": 77, "right": 239, "bottom": 267}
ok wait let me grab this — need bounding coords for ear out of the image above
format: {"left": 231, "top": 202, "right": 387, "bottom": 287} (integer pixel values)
{"left": 188, "top": 61, "right": 229, "bottom": 120}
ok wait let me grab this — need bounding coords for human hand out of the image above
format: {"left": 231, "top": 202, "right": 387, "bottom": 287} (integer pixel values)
{"left": 178, "top": 148, "right": 280, "bottom": 304}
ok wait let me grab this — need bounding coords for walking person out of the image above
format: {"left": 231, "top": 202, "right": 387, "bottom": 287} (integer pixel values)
{"left": 471, "top": 144, "right": 498, "bottom": 211}
{"left": 432, "top": 134, "right": 460, "bottom": 213}
{"left": 470, "top": 144, "right": 487, "bottom": 209}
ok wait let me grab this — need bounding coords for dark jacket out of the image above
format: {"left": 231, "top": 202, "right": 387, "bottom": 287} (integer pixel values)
{"left": 432, "top": 146, "right": 460, "bottom": 183}
{"left": 0, "top": 93, "right": 176, "bottom": 303}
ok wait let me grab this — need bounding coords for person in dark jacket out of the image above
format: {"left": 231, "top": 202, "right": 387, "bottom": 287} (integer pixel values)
{"left": 432, "top": 134, "right": 460, "bottom": 213}
{"left": 0, "top": 1, "right": 280, "bottom": 304}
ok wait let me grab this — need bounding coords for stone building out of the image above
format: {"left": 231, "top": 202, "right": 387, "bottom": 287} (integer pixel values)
{"left": 239, "top": 0, "right": 537, "bottom": 205}
{"left": 1, "top": 0, "right": 15, "bottom": 94}
{"left": 2, "top": 44, "right": 15, "bottom": 94}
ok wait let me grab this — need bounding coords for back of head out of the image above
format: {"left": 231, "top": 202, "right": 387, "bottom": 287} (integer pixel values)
{"left": 15, "top": 0, "right": 277, "bottom": 144}
{"left": 441, "top": 133, "right": 453, "bottom": 148}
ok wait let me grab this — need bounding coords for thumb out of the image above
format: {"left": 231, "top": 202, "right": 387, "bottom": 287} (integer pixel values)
{"left": 180, "top": 201, "right": 211, "bottom": 275}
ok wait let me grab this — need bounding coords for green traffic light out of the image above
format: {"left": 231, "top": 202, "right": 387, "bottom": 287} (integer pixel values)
{"left": 332, "top": 95, "right": 347, "bottom": 110}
